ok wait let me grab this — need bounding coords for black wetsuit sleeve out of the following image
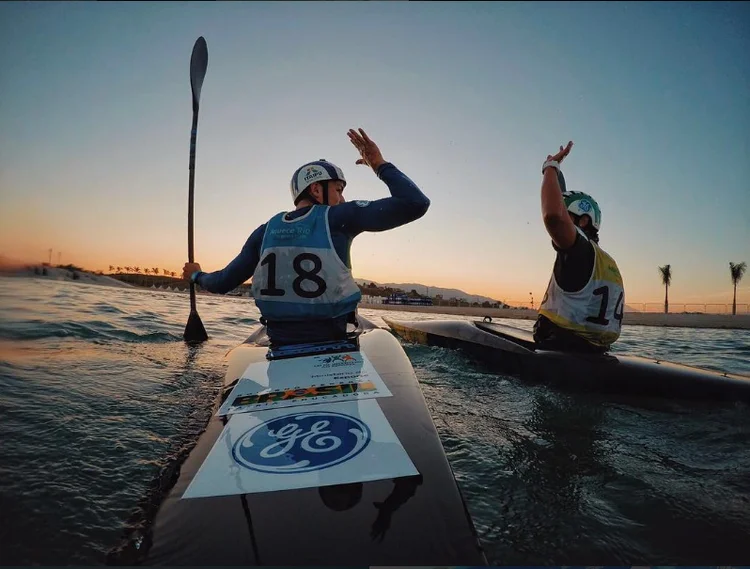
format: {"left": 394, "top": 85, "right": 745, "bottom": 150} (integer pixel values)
{"left": 327, "top": 162, "right": 430, "bottom": 237}
{"left": 195, "top": 224, "right": 266, "bottom": 294}
{"left": 552, "top": 230, "right": 596, "bottom": 293}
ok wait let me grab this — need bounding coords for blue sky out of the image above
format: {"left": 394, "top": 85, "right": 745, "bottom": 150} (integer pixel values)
{"left": 1, "top": 1, "right": 748, "bottom": 305}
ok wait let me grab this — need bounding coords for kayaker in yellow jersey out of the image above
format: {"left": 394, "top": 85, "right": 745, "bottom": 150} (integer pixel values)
{"left": 534, "top": 141, "right": 625, "bottom": 353}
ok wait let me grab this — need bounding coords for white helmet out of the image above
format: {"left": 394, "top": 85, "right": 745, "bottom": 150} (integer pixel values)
{"left": 290, "top": 159, "right": 346, "bottom": 204}
{"left": 563, "top": 191, "right": 602, "bottom": 232}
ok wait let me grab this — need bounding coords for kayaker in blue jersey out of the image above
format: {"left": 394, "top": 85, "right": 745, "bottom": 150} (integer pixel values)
{"left": 534, "top": 141, "right": 625, "bottom": 353}
{"left": 182, "top": 128, "right": 430, "bottom": 346}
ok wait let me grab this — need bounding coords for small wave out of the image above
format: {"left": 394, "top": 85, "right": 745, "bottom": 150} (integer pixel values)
{"left": 90, "top": 303, "right": 126, "bottom": 315}
{"left": 0, "top": 321, "right": 182, "bottom": 343}
{"left": 216, "top": 315, "right": 259, "bottom": 326}
{"left": 94, "top": 330, "right": 183, "bottom": 344}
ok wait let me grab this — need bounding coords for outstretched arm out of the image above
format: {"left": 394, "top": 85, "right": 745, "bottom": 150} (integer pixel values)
{"left": 182, "top": 224, "right": 266, "bottom": 294}
{"left": 330, "top": 162, "right": 430, "bottom": 234}
{"left": 541, "top": 141, "right": 577, "bottom": 250}
{"left": 330, "top": 128, "right": 430, "bottom": 235}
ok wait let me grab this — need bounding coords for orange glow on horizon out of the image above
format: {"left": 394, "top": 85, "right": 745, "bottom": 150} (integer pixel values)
{"left": 2, "top": 246, "right": 747, "bottom": 309}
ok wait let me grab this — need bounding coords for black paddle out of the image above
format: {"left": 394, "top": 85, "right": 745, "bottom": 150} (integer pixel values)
{"left": 183, "top": 36, "right": 209, "bottom": 344}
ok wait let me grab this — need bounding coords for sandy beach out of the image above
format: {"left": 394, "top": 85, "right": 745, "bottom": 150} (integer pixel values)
{"left": 359, "top": 302, "right": 750, "bottom": 330}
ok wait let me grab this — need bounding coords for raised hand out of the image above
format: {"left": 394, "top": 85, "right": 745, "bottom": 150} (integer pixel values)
{"left": 547, "top": 140, "right": 574, "bottom": 164}
{"left": 347, "top": 128, "right": 386, "bottom": 172}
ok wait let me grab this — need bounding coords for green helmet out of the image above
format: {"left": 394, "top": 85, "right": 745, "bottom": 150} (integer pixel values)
{"left": 563, "top": 191, "right": 601, "bottom": 232}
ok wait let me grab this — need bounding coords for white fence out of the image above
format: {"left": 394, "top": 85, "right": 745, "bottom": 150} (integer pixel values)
{"left": 361, "top": 295, "right": 749, "bottom": 314}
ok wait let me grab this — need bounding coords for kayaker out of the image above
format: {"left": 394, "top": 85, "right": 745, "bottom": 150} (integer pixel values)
{"left": 533, "top": 141, "right": 625, "bottom": 353}
{"left": 182, "top": 128, "right": 430, "bottom": 346}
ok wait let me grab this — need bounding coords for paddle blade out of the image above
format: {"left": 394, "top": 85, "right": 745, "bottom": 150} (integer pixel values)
{"left": 190, "top": 37, "right": 209, "bottom": 111}
{"left": 184, "top": 309, "right": 209, "bottom": 344}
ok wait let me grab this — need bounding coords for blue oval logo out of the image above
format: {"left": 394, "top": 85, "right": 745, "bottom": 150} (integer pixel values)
{"left": 232, "top": 411, "right": 371, "bottom": 474}
{"left": 578, "top": 199, "right": 591, "bottom": 212}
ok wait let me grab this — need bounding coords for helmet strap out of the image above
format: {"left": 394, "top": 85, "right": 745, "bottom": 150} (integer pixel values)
{"left": 572, "top": 214, "right": 599, "bottom": 242}
{"left": 305, "top": 182, "right": 327, "bottom": 206}
{"left": 308, "top": 181, "right": 329, "bottom": 206}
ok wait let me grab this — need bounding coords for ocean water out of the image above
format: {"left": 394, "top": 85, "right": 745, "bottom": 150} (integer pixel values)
{"left": 0, "top": 276, "right": 749, "bottom": 565}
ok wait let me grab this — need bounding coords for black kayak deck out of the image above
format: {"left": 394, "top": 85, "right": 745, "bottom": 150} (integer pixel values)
{"left": 474, "top": 319, "right": 537, "bottom": 350}
{"left": 382, "top": 317, "right": 750, "bottom": 404}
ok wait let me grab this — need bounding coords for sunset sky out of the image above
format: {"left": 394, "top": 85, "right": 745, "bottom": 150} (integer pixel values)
{"left": 1, "top": 1, "right": 748, "bottom": 306}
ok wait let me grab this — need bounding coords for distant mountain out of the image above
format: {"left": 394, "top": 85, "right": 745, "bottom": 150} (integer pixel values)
{"left": 355, "top": 278, "right": 501, "bottom": 305}
{"left": 356, "top": 278, "right": 650, "bottom": 311}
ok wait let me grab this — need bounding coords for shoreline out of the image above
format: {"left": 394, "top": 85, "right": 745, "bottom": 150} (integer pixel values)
{"left": 359, "top": 302, "right": 750, "bottom": 331}
{"left": 3, "top": 270, "right": 747, "bottom": 330}
{"left": 0, "top": 267, "right": 135, "bottom": 288}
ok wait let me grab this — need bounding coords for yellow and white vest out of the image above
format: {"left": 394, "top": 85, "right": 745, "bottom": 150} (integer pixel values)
{"left": 538, "top": 228, "right": 624, "bottom": 348}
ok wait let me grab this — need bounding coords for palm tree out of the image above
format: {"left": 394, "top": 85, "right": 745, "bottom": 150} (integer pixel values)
{"left": 730, "top": 261, "right": 747, "bottom": 315}
{"left": 109, "top": 265, "right": 115, "bottom": 273}
{"left": 144, "top": 268, "right": 150, "bottom": 275}
{"left": 116, "top": 266, "right": 122, "bottom": 273}
{"left": 658, "top": 264, "right": 672, "bottom": 314}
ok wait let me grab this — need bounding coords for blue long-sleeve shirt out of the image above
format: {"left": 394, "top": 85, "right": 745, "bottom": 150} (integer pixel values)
{"left": 196, "top": 162, "right": 429, "bottom": 293}
{"left": 194, "top": 162, "right": 429, "bottom": 344}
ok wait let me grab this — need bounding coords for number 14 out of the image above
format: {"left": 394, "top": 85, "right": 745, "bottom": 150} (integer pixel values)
{"left": 586, "top": 286, "right": 624, "bottom": 327}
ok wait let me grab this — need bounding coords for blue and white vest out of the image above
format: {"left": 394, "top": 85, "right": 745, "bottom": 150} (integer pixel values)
{"left": 251, "top": 206, "right": 362, "bottom": 321}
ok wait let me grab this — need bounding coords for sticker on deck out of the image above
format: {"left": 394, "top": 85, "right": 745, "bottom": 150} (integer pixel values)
{"left": 182, "top": 399, "right": 419, "bottom": 499}
{"left": 216, "top": 351, "right": 392, "bottom": 416}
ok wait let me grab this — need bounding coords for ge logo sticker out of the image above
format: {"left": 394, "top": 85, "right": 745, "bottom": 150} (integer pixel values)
{"left": 578, "top": 200, "right": 592, "bottom": 213}
{"left": 355, "top": 200, "right": 370, "bottom": 207}
{"left": 232, "top": 411, "right": 371, "bottom": 474}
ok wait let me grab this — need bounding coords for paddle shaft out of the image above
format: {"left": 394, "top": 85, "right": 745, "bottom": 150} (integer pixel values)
{"left": 183, "top": 37, "right": 209, "bottom": 344}
{"left": 188, "top": 111, "right": 199, "bottom": 312}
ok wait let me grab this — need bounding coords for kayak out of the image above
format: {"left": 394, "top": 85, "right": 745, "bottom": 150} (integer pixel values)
{"left": 124, "top": 316, "right": 487, "bottom": 565}
{"left": 382, "top": 316, "right": 750, "bottom": 403}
